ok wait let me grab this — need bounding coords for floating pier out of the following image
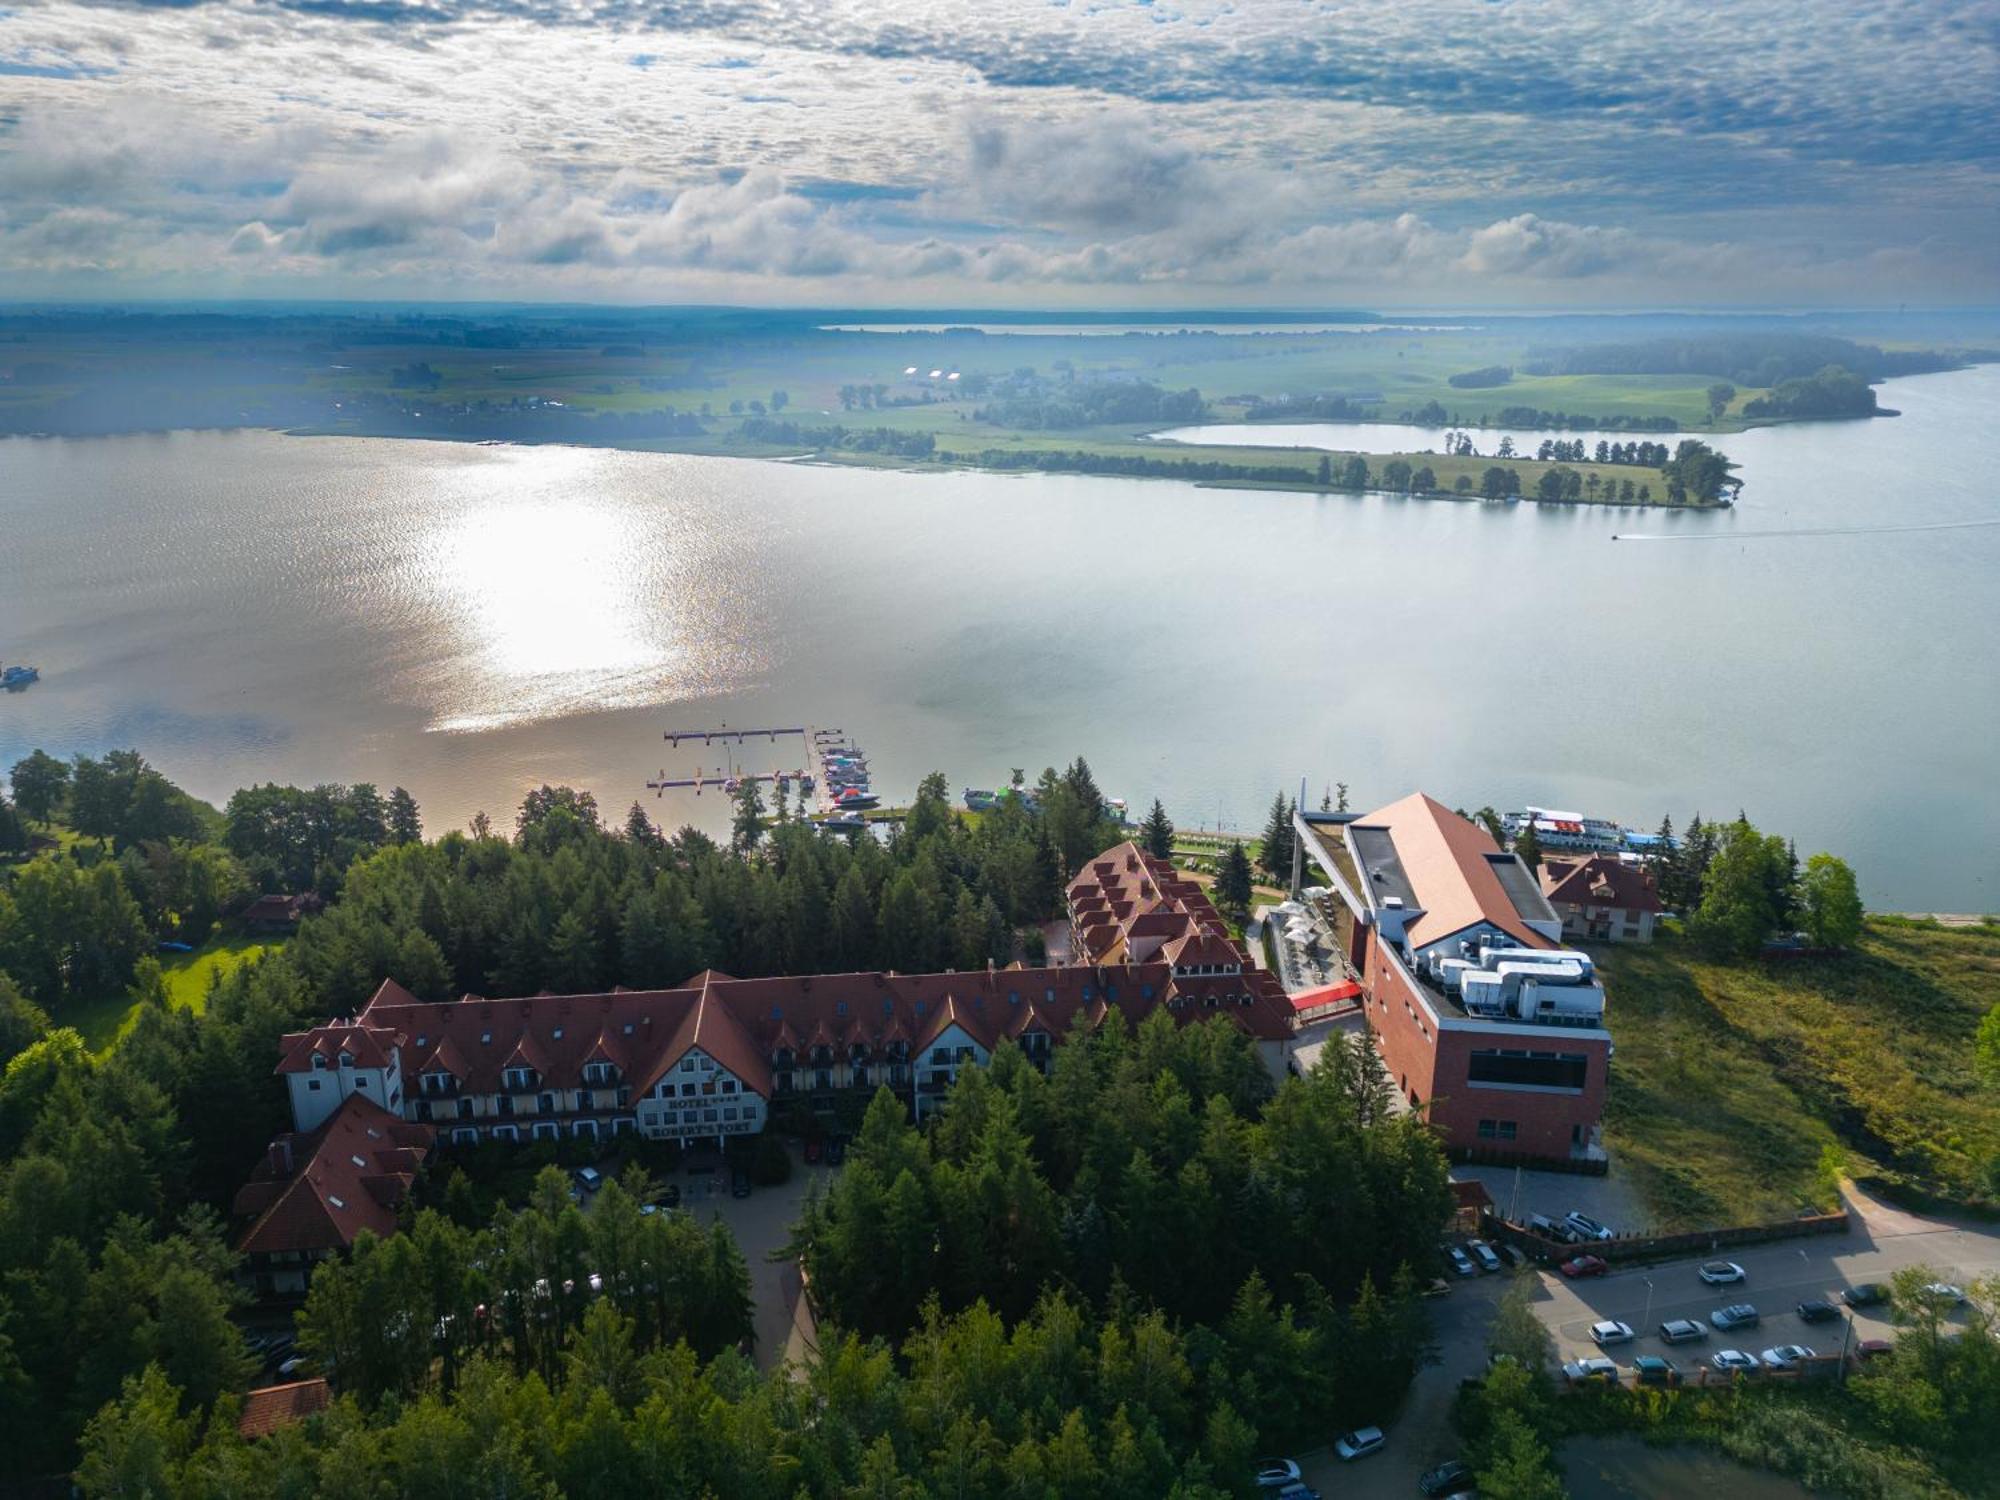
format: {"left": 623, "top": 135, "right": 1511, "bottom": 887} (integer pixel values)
{"left": 662, "top": 725, "right": 807, "bottom": 747}
{"left": 646, "top": 721, "right": 881, "bottom": 826}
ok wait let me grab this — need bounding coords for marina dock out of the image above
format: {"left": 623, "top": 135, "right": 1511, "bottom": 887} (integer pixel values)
{"left": 648, "top": 723, "right": 879, "bottom": 826}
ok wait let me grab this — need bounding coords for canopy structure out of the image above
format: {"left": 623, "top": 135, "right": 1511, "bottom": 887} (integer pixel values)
{"left": 1288, "top": 980, "right": 1362, "bottom": 1021}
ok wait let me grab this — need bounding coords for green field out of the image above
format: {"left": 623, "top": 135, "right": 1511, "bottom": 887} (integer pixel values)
{"left": 1598, "top": 920, "right": 2000, "bottom": 1230}
{"left": 66, "top": 935, "right": 282, "bottom": 1054}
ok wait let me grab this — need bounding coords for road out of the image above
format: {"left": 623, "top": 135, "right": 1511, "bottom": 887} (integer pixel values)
{"left": 1293, "top": 1181, "right": 1999, "bottom": 1499}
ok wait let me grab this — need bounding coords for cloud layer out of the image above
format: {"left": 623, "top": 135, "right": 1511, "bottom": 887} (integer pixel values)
{"left": 1, "top": 0, "right": 1993, "bottom": 302}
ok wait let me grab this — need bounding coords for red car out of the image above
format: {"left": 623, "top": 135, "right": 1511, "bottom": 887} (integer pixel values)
{"left": 803, "top": 1137, "right": 822, "bottom": 1164}
{"left": 1561, "top": 1255, "right": 1610, "bottom": 1279}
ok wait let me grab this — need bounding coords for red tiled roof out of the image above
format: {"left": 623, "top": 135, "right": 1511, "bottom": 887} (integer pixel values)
{"left": 1067, "top": 840, "right": 1246, "bottom": 968}
{"left": 234, "top": 1094, "right": 432, "bottom": 1257}
{"left": 1540, "top": 856, "right": 1664, "bottom": 914}
{"left": 238, "top": 1379, "right": 331, "bottom": 1439}
{"left": 275, "top": 1020, "right": 404, "bottom": 1075}
{"left": 349, "top": 961, "right": 1294, "bottom": 1108}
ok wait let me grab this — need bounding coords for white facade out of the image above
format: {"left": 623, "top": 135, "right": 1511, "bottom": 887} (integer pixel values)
{"left": 914, "top": 1023, "right": 990, "bottom": 1119}
{"left": 635, "top": 1047, "right": 767, "bottom": 1142}
{"left": 287, "top": 1043, "right": 403, "bottom": 1133}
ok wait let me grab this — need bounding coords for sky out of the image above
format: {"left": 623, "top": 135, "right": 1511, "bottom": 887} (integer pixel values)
{"left": 1, "top": 0, "right": 1995, "bottom": 306}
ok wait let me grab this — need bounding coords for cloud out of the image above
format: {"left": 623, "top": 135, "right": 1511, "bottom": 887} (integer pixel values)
{"left": 0, "top": 0, "right": 1993, "bottom": 302}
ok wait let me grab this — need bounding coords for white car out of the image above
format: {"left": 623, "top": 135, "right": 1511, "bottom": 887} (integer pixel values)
{"left": 1334, "top": 1427, "right": 1386, "bottom": 1462}
{"left": 1923, "top": 1282, "right": 1966, "bottom": 1304}
{"left": 1590, "top": 1320, "right": 1634, "bottom": 1346}
{"left": 1710, "top": 1349, "right": 1760, "bottom": 1373}
{"left": 1562, "top": 1356, "right": 1619, "bottom": 1383}
{"left": 1469, "top": 1240, "right": 1503, "bottom": 1273}
{"left": 1759, "top": 1345, "right": 1817, "bottom": 1369}
{"left": 1254, "top": 1459, "right": 1302, "bottom": 1490}
{"left": 1698, "top": 1261, "right": 1746, "bottom": 1285}
{"left": 1564, "top": 1211, "right": 1615, "bottom": 1242}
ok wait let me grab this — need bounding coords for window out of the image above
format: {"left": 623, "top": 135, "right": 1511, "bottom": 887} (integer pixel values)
{"left": 354, "top": 1075, "right": 369, "bottom": 1087}
{"left": 681, "top": 1058, "right": 696, "bottom": 1072}
{"left": 1468, "top": 1050, "right": 1589, "bottom": 1090}
{"left": 836, "top": 1001, "right": 847, "bottom": 1017}
{"left": 552, "top": 1027, "right": 563, "bottom": 1040}
{"left": 307, "top": 1079, "right": 322, "bottom": 1091}
{"left": 724, "top": 1106, "right": 738, "bottom": 1121}
{"left": 328, "top": 1195, "right": 346, "bottom": 1209}
{"left": 310, "top": 1054, "right": 327, "bottom": 1071}
{"left": 931, "top": 1047, "right": 953, "bottom": 1065}
{"left": 721, "top": 1080, "right": 736, "bottom": 1095}
{"left": 480, "top": 1031, "right": 491, "bottom": 1044}
{"left": 681, "top": 1083, "right": 696, "bottom": 1097}
{"left": 623, "top": 1022, "right": 634, "bottom": 1035}
{"left": 703, "top": 1108, "right": 717, "bottom": 1123}
{"left": 1499, "top": 1121, "right": 1518, "bottom": 1141}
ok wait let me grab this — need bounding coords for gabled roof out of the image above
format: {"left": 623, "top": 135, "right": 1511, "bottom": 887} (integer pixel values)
{"left": 1349, "top": 792, "right": 1556, "bottom": 952}
{"left": 238, "top": 1379, "right": 331, "bottom": 1439}
{"left": 1541, "top": 855, "right": 1664, "bottom": 914}
{"left": 275, "top": 1021, "right": 403, "bottom": 1075}
{"left": 234, "top": 1094, "right": 432, "bottom": 1257}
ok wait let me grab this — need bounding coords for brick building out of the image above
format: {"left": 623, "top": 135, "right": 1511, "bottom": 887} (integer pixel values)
{"left": 1294, "top": 793, "right": 1611, "bottom": 1167}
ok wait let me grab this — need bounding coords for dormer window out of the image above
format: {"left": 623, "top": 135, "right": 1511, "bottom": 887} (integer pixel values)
{"left": 337, "top": 1051, "right": 355, "bottom": 1069}
{"left": 310, "top": 1053, "right": 328, "bottom": 1071}
{"left": 503, "top": 1066, "right": 535, "bottom": 1092}
{"left": 552, "top": 1027, "right": 564, "bottom": 1040}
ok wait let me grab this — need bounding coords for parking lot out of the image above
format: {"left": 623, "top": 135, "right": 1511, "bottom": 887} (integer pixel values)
{"left": 1291, "top": 1179, "right": 2000, "bottom": 1499}
{"left": 1453, "top": 1161, "right": 1648, "bottom": 1241}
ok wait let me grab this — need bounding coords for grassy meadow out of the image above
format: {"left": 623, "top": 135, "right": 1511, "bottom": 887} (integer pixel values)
{"left": 1598, "top": 919, "right": 2000, "bottom": 1229}
{"left": 67, "top": 935, "right": 282, "bottom": 1054}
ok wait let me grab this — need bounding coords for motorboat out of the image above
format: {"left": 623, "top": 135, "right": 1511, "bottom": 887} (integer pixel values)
{"left": 1, "top": 665, "right": 38, "bottom": 690}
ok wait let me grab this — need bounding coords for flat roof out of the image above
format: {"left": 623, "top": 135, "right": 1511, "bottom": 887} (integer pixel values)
{"left": 1348, "top": 824, "right": 1417, "bottom": 909}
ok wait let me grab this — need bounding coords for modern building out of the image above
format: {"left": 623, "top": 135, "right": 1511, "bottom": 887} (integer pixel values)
{"left": 1539, "top": 855, "right": 1665, "bottom": 942}
{"left": 232, "top": 1092, "right": 432, "bottom": 1294}
{"left": 1293, "top": 792, "right": 1612, "bottom": 1167}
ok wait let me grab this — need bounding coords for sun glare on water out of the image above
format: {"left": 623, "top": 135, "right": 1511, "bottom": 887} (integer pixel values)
{"left": 408, "top": 450, "right": 762, "bottom": 733}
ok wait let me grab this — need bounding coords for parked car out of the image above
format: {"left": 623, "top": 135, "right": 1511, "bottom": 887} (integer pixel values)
{"left": 731, "top": 1168, "right": 753, "bottom": 1199}
{"left": 1659, "top": 1318, "right": 1709, "bottom": 1344}
{"left": 1759, "top": 1345, "right": 1817, "bottom": 1370}
{"left": 1446, "top": 1246, "right": 1477, "bottom": 1278}
{"left": 1528, "top": 1212, "right": 1578, "bottom": 1243}
{"left": 574, "top": 1166, "right": 602, "bottom": 1193}
{"left": 1469, "top": 1240, "right": 1503, "bottom": 1273}
{"left": 1633, "top": 1355, "right": 1679, "bottom": 1386}
{"left": 1418, "top": 1458, "right": 1477, "bottom": 1497}
{"left": 1796, "top": 1300, "right": 1840, "bottom": 1324}
{"left": 1590, "top": 1320, "right": 1634, "bottom": 1346}
{"left": 1252, "top": 1458, "right": 1301, "bottom": 1489}
{"left": 1856, "top": 1338, "right": 1894, "bottom": 1361}
{"left": 1562, "top": 1356, "right": 1620, "bottom": 1383}
{"left": 1843, "top": 1283, "right": 1891, "bottom": 1308}
{"left": 826, "top": 1136, "right": 847, "bottom": 1165}
{"left": 1698, "top": 1261, "right": 1746, "bottom": 1286}
{"left": 276, "top": 1355, "right": 308, "bottom": 1378}
{"left": 1710, "top": 1349, "right": 1760, "bottom": 1374}
{"left": 1564, "top": 1211, "right": 1614, "bottom": 1242}
{"left": 1333, "top": 1426, "right": 1386, "bottom": 1461}
{"left": 1923, "top": 1282, "right": 1967, "bottom": 1304}
{"left": 1561, "top": 1254, "right": 1609, "bottom": 1279}
{"left": 803, "top": 1137, "right": 823, "bottom": 1164}
{"left": 1712, "top": 1304, "right": 1760, "bottom": 1330}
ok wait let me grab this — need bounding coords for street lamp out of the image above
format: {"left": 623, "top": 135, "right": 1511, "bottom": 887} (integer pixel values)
{"left": 1641, "top": 1277, "right": 1655, "bottom": 1335}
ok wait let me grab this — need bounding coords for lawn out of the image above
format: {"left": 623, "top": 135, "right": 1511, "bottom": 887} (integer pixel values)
{"left": 1597, "top": 920, "right": 2000, "bottom": 1229}
{"left": 68, "top": 935, "right": 283, "bottom": 1054}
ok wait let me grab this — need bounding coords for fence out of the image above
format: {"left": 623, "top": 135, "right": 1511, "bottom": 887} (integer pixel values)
{"left": 1486, "top": 1207, "right": 1849, "bottom": 1265}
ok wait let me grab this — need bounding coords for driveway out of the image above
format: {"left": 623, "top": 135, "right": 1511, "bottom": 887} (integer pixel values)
{"left": 688, "top": 1147, "right": 836, "bottom": 1371}
{"left": 1454, "top": 1162, "right": 1648, "bottom": 1237}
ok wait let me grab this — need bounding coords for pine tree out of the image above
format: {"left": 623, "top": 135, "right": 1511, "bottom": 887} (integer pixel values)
{"left": 1511, "top": 819, "right": 1542, "bottom": 875}
{"left": 1256, "top": 793, "right": 1295, "bottom": 887}
{"left": 731, "top": 778, "right": 766, "bottom": 852}
{"left": 387, "top": 786, "right": 422, "bottom": 844}
{"left": 1140, "top": 799, "right": 1174, "bottom": 861}
{"left": 1216, "top": 843, "right": 1254, "bottom": 916}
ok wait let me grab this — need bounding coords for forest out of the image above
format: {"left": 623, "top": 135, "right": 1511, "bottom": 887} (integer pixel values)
{"left": 0, "top": 747, "right": 1459, "bottom": 1494}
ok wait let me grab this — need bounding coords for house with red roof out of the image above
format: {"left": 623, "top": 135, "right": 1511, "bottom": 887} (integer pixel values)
{"left": 238, "top": 1379, "right": 331, "bottom": 1439}
{"left": 1539, "top": 855, "right": 1665, "bottom": 943}
{"left": 232, "top": 1093, "right": 432, "bottom": 1294}
{"left": 1294, "top": 794, "right": 1614, "bottom": 1168}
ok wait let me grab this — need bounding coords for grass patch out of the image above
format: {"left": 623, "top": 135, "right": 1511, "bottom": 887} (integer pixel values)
{"left": 67, "top": 935, "right": 283, "bottom": 1054}
{"left": 1599, "top": 922, "right": 2000, "bottom": 1228}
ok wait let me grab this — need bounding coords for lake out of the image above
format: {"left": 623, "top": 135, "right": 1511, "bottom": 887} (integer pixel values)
{"left": 2, "top": 366, "right": 1996, "bottom": 909}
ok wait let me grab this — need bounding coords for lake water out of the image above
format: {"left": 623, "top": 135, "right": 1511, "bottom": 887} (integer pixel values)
{"left": 2, "top": 367, "right": 1996, "bottom": 909}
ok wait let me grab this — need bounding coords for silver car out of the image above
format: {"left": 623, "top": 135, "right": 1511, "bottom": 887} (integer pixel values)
{"left": 1659, "top": 1318, "right": 1709, "bottom": 1344}
{"left": 1711, "top": 1349, "right": 1760, "bottom": 1374}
